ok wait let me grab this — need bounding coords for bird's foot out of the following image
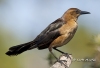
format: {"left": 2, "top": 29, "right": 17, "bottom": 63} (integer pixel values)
{"left": 62, "top": 53, "right": 72, "bottom": 59}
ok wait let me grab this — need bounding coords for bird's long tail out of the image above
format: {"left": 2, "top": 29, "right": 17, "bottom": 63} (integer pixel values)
{"left": 5, "top": 41, "right": 37, "bottom": 56}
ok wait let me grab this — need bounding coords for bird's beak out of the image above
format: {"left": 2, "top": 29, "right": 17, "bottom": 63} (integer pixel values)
{"left": 80, "top": 11, "right": 90, "bottom": 15}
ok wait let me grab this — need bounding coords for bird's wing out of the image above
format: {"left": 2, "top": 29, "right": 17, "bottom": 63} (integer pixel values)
{"left": 33, "top": 18, "right": 65, "bottom": 49}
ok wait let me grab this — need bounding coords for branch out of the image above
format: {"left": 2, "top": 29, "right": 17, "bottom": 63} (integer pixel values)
{"left": 50, "top": 54, "right": 73, "bottom": 68}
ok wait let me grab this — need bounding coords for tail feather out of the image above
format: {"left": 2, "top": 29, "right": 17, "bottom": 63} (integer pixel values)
{"left": 6, "top": 41, "right": 37, "bottom": 56}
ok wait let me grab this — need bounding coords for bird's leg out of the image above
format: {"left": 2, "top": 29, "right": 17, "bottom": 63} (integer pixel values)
{"left": 49, "top": 47, "right": 58, "bottom": 60}
{"left": 53, "top": 48, "right": 70, "bottom": 58}
{"left": 53, "top": 48, "right": 66, "bottom": 54}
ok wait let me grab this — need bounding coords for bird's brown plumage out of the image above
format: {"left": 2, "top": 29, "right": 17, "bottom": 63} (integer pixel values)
{"left": 6, "top": 8, "right": 90, "bottom": 56}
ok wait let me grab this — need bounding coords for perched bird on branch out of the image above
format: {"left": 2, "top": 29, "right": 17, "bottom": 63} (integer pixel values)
{"left": 6, "top": 8, "right": 90, "bottom": 60}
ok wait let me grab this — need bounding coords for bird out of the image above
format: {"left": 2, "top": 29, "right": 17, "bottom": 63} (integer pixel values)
{"left": 6, "top": 8, "right": 90, "bottom": 60}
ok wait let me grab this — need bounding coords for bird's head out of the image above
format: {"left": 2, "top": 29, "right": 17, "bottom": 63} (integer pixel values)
{"left": 62, "top": 8, "right": 90, "bottom": 21}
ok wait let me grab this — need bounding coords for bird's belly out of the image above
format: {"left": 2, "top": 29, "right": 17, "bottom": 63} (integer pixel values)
{"left": 62, "top": 32, "right": 75, "bottom": 45}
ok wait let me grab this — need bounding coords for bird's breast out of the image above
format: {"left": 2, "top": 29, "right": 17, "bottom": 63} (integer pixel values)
{"left": 62, "top": 26, "right": 77, "bottom": 45}
{"left": 50, "top": 21, "right": 78, "bottom": 48}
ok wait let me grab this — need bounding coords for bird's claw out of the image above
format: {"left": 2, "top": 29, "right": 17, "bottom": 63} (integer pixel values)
{"left": 63, "top": 53, "right": 72, "bottom": 59}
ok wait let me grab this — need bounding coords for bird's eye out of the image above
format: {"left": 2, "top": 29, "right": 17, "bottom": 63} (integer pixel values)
{"left": 75, "top": 10, "right": 79, "bottom": 14}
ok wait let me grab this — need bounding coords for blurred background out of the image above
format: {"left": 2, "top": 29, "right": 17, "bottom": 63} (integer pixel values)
{"left": 0, "top": 0, "right": 100, "bottom": 68}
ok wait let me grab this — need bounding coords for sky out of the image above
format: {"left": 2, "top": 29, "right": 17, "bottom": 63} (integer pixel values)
{"left": 0, "top": 0, "right": 100, "bottom": 41}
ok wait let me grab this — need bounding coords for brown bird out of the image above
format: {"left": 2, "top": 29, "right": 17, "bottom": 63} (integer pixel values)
{"left": 6, "top": 8, "right": 90, "bottom": 60}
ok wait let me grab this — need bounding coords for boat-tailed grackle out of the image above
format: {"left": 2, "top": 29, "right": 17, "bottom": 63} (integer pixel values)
{"left": 6, "top": 8, "right": 90, "bottom": 61}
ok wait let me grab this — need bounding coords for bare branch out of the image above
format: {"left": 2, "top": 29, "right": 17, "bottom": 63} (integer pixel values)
{"left": 50, "top": 54, "right": 73, "bottom": 68}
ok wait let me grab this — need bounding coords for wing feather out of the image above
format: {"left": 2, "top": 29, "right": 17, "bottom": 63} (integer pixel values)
{"left": 33, "top": 18, "right": 65, "bottom": 49}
